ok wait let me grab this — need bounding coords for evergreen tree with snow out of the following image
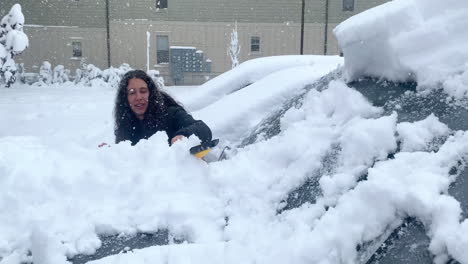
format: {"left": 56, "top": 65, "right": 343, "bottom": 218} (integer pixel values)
{"left": 0, "top": 4, "right": 29, "bottom": 88}
{"left": 228, "top": 21, "right": 241, "bottom": 69}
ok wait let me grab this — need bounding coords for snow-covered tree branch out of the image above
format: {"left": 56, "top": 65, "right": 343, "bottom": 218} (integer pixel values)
{"left": 228, "top": 21, "right": 241, "bottom": 69}
{"left": 0, "top": 4, "right": 29, "bottom": 88}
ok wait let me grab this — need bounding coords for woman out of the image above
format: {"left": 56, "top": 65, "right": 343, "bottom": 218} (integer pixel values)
{"left": 114, "top": 69, "right": 212, "bottom": 146}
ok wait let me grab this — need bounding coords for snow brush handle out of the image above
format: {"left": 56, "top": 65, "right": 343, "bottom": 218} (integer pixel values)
{"left": 190, "top": 139, "right": 219, "bottom": 158}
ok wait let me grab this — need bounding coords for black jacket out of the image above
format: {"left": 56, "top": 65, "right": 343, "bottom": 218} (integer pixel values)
{"left": 128, "top": 106, "right": 212, "bottom": 146}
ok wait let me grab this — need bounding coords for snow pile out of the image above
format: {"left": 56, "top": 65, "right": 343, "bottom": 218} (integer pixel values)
{"left": 2, "top": 74, "right": 467, "bottom": 264}
{"left": 0, "top": 135, "right": 225, "bottom": 263}
{"left": 0, "top": 4, "right": 29, "bottom": 87}
{"left": 334, "top": 0, "right": 468, "bottom": 99}
{"left": 182, "top": 55, "right": 343, "bottom": 111}
{"left": 396, "top": 114, "right": 450, "bottom": 152}
{"left": 88, "top": 109, "right": 468, "bottom": 264}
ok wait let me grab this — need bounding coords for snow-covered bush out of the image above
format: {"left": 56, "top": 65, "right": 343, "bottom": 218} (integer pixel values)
{"left": 15, "top": 62, "right": 24, "bottom": 82}
{"left": 102, "top": 63, "right": 131, "bottom": 88}
{"left": 74, "top": 63, "right": 152, "bottom": 89}
{"left": 86, "top": 64, "right": 102, "bottom": 80}
{"left": 73, "top": 61, "right": 102, "bottom": 85}
{"left": 0, "top": 4, "right": 29, "bottom": 87}
{"left": 74, "top": 62, "right": 98, "bottom": 85}
{"left": 52, "top": 65, "right": 70, "bottom": 84}
{"left": 147, "top": 69, "right": 165, "bottom": 89}
{"left": 74, "top": 62, "right": 103, "bottom": 86}
{"left": 73, "top": 59, "right": 86, "bottom": 84}
{"left": 30, "top": 61, "right": 164, "bottom": 89}
{"left": 38, "top": 61, "right": 53, "bottom": 85}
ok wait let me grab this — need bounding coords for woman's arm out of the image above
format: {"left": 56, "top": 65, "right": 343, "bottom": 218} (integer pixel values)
{"left": 167, "top": 106, "right": 212, "bottom": 144}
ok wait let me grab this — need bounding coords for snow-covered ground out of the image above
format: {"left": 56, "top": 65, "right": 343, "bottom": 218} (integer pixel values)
{"left": 1, "top": 0, "right": 468, "bottom": 263}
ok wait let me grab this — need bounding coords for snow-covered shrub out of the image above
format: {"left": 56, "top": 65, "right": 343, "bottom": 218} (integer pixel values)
{"left": 0, "top": 4, "right": 29, "bottom": 87}
{"left": 75, "top": 63, "right": 103, "bottom": 86}
{"left": 102, "top": 63, "right": 131, "bottom": 88}
{"left": 74, "top": 59, "right": 86, "bottom": 84}
{"left": 53, "top": 65, "right": 70, "bottom": 84}
{"left": 73, "top": 63, "right": 144, "bottom": 89}
{"left": 29, "top": 61, "right": 164, "bottom": 89}
{"left": 147, "top": 69, "right": 165, "bottom": 89}
{"left": 74, "top": 62, "right": 104, "bottom": 86}
{"left": 38, "top": 61, "right": 53, "bottom": 85}
{"left": 15, "top": 62, "right": 24, "bottom": 82}
{"left": 86, "top": 64, "right": 102, "bottom": 80}
{"left": 74, "top": 68, "right": 83, "bottom": 84}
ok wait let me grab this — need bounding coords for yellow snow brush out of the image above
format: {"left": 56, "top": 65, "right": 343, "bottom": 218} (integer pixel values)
{"left": 190, "top": 139, "right": 219, "bottom": 159}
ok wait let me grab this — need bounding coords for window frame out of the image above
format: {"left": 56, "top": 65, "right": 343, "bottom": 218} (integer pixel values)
{"left": 72, "top": 41, "right": 82, "bottom": 58}
{"left": 156, "top": 0, "right": 168, "bottom": 9}
{"left": 342, "top": 0, "right": 355, "bottom": 12}
{"left": 250, "top": 36, "right": 260, "bottom": 53}
{"left": 156, "top": 35, "right": 169, "bottom": 64}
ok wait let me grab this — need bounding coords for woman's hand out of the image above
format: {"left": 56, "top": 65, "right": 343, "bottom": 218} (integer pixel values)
{"left": 171, "top": 135, "right": 185, "bottom": 145}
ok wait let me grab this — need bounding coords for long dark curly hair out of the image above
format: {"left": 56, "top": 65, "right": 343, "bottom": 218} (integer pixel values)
{"left": 114, "top": 69, "right": 181, "bottom": 144}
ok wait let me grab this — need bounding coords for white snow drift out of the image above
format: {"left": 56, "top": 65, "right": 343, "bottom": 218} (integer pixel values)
{"left": 334, "top": 0, "right": 468, "bottom": 99}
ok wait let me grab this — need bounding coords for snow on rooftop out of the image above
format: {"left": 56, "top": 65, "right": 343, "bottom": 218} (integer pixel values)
{"left": 334, "top": 0, "right": 468, "bottom": 99}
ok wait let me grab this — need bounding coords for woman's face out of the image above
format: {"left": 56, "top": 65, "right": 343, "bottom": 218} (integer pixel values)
{"left": 127, "top": 78, "right": 149, "bottom": 120}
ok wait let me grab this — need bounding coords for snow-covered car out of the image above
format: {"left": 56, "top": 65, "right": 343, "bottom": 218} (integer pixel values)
{"left": 274, "top": 73, "right": 468, "bottom": 264}
{"left": 65, "top": 66, "right": 468, "bottom": 264}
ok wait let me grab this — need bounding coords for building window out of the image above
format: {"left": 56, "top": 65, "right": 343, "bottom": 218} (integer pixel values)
{"left": 72, "top": 41, "right": 82, "bottom": 57}
{"left": 156, "top": 0, "right": 167, "bottom": 9}
{"left": 251, "top": 36, "right": 260, "bottom": 52}
{"left": 343, "top": 0, "right": 354, "bottom": 11}
{"left": 157, "top": 35, "right": 169, "bottom": 64}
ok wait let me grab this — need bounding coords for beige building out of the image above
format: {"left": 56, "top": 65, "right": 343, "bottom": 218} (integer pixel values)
{"left": 1, "top": 0, "right": 389, "bottom": 85}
